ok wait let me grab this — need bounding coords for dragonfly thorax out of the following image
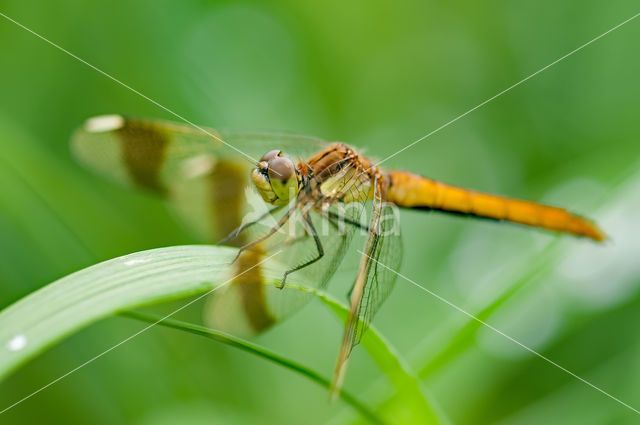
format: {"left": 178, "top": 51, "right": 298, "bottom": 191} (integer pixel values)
{"left": 252, "top": 150, "right": 301, "bottom": 205}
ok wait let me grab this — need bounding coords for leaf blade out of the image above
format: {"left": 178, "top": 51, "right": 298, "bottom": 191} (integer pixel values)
{"left": 0, "top": 245, "right": 238, "bottom": 379}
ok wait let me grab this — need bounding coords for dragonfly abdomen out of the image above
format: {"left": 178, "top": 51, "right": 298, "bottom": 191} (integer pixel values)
{"left": 386, "top": 171, "right": 605, "bottom": 241}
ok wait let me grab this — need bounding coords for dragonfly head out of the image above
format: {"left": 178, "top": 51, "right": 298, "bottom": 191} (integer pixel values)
{"left": 252, "top": 150, "right": 300, "bottom": 205}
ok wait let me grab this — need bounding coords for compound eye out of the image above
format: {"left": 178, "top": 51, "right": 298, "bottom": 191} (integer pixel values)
{"left": 267, "top": 156, "right": 299, "bottom": 202}
{"left": 268, "top": 157, "right": 294, "bottom": 182}
{"left": 260, "top": 150, "right": 281, "bottom": 163}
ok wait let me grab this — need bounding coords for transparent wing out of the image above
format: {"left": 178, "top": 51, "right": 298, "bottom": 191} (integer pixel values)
{"left": 71, "top": 115, "right": 329, "bottom": 242}
{"left": 331, "top": 179, "right": 402, "bottom": 395}
{"left": 355, "top": 202, "right": 402, "bottom": 344}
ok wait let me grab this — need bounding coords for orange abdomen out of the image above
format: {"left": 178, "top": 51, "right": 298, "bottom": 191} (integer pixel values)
{"left": 386, "top": 171, "right": 605, "bottom": 241}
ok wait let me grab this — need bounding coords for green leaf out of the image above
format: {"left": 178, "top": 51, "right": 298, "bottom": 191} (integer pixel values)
{"left": 0, "top": 245, "right": 240, "bottom": 379}
{"left": 0, "top": 245, "right": 385, "bottom": 423}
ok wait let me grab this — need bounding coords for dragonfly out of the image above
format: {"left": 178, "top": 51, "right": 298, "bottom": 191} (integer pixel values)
{"left": 72, "top": 115, "right": 605, "bottom": 394}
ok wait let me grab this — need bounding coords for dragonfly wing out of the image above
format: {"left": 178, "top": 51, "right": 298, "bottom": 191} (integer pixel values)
{"left": 71, "top": 115, "right": 329, "bottom": 242}
{"left": 331, "top": 180, "right": 402, "bottom": 396}
{"left": 356, "top": 201, "right": 402, "bottom": 342}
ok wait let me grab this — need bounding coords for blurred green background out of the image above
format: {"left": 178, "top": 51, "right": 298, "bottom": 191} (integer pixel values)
{"left": 0, "top": 0, "right": 638, "bottom": 424}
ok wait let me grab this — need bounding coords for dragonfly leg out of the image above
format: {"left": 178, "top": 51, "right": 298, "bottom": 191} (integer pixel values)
{"left": 232, "top": 203, "right": 296, "bottom": 263}
{"left": 322, "top": 210, "right": 370, "bottom": 232}
{"left": 217, "top": 205, "right": 284, "bottom": 246}
{"left": 278, "top": 212, "right": 324, "bottom": 289}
